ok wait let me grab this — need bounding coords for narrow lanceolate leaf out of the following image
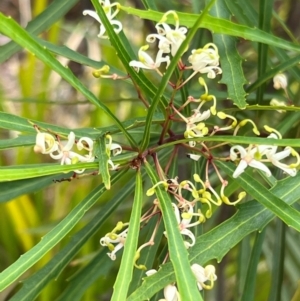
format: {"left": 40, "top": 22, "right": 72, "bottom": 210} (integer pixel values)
{"left": 0, "top": 111, "right": 165, "bottom": 140}
{"left": 0, "top": 162, "right": 98, "bottom": 182}
{"left": 0, "top": 0, "right": 79, "bottom": 63}
{"left": 120, "top": 7, "right": 300, "bottom": 53}
{"left": 96, "top": 135, "right": 111, "bottom": 190}
{"left": 0, "top": 13, "right": 137, "bottom": 149}
{"left": 127, "top": 174, "right": 300, "bottom": 301}
{"left": 0, "top": 175, "right": 72, "bottom": 203}
{"left": 216, "top": 161, "right": 300, "bottom": 232}
{"left": 8, "top": 172, "right": 133, "bottom": 301}
{"left": 0, "top": 170, "right": 127, "bottom": 292}
{"left": 256, "top": 0, "right": 274, "bottom": 105}
{"left": 144, "top": 161, "right": 202, "bottom": 301}
{"left": 111, "top": 170, "right": 143, "bottom": 301}
{"left": 210, "top": 0, "right": 247, "bottom": 109}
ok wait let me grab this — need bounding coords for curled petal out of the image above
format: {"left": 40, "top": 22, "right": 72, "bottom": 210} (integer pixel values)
{"left": 34, "top": 133, "right": 58, "bottom": 154}
{"left": 83, "top": 10, "right": 101, "bottom": 22}
{"left": 77, "top": 137, "right": 94, "bottom": 152}
{"left": 64, "top": 132, "right": 76, "bottom": 151}
{"left": 180, "top": 228, "right": 195, "bottom": 248}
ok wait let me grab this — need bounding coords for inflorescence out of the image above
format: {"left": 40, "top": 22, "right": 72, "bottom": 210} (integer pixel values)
{"left": 30, "top": 2, "right": 299, "bottom": 299}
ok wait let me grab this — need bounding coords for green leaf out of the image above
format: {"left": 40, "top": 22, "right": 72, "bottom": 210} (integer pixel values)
{"left": 0, "top": 174, "right": 71, "bottom": 203}
{"left": 111, "top": 170, "right": 143, "bottom": 300}
{"left": 0, "top": 135, "right": 36, "bottom": 150}
{"left": 96, "top": 135, "right": 111, "bottom": 190}
{"left": 153, "top": 135, "right": 300, "bottom": 150}
{"left": 210, "top": 0, "right": 247, "bottom": 109}
{"left": 256, "top": 0, "right": 274, "bottom": 105}
{"left": 128, "top": 215, "right": 164, "bottom": 295}
{"left": 267, "top": 220, "right": 285, "bottom": 301}
{"left": 128, "top": 174, "right": 300, "bottom": 300}
{"left": 0, "top": 162, "right": 98, "bottom": 182}
{"left": 217, "top": 161, "right": 300, "bottom": 232}
{"left": 55, "top": 250, "right": 113, "bottom": 301}
{"left": 0, "top": 169, "right": 127, "bottom": 292}
{"left": 0, "top": 13, "right": 137, "bottom": 149}
{"left": 0, "top": 111, "right": 165, "bottom": 140}
{"left": 120, "top": 7, "right": 300, "bottom": 53}
{"left": 8, "top": 171, "right": 134, "bottom": 301}
{"left": 144, "top": 161, "right": 202, "bottom": 301}
{"left": 241, "top": 229, "right": 266, "bottom": 301}
{"left": 0, "top": 0, "right": 79, "bottom": 63}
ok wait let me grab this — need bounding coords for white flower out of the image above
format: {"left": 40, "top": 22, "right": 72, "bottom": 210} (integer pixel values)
{"left": 50, "top": 132, "right": 95, "bottom": 173}
{"left": 100, "top": 228, "right": 128, "bottom": 260}
{"left": 129, "top": 45, "right": 170, "bottom": 72}
{"left": 273, "top": 73, "right": 287, "bottom": 90}
{"left": 172, "top": 203, "right": 195, "bottom": 248}
{"left": 34, "top": 132, "right": 58, "bottom": 154}
{"left": 191, "top": 263, "right": 217, "bottom": 291}
{"left": 183, "top": 110, "right": 210, "bottom": 147}
{"left": 230, "top": 145, "right": 272, "bottom": 178}
{"left": 105, "top": 137, "right": 122, "bottom": 170}
{"left": 146, "top": 269, "right": 181, "bottom": 301}
{"left": 77, "top": 136, "right": 94, "bottom": 160}
{"left": 146, "top": 33, "right": 171, "bottom": 54}
{"left": 265, "top": 146, "right": 298, "bottom": 176}
{"left": 162, "top": 284, "right": 180, "bottom": 301}
{"left": 83, "top": 0, "right": 122, "bottom": 39}
{"left": 188, "top": 43, "right": 222, "bottom": 79}
{"left": 155, "top": 11, "right": 187, "bottom": 56}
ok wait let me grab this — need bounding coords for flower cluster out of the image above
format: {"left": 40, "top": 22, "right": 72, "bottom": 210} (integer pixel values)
{"left": 34, "top": 130, "right": 95, "bottom": 173}
{"left": 146, "top": 263, "right": 217, "bottom": 300}
{"left": 129, "top": 10, "right": 222, "bottom": 82}
{"left": 34, "top": 129, "right": 122, "bottom": 173}
{"left": 230, "top": 127, "right": 299, "bottom": 178}
{"left": 79, "top": 2, "right": 300, "bottom": 299}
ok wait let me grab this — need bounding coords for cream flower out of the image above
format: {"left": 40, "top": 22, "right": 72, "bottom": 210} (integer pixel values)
{"left": 50, "top": 132, "right": 95, "bottom": 173}
{"left": 188, "top": 43, "right": 222, "bottom": 79}
{"left": 105, "top": 135, "right": 122, "bottom": 170}
{"left": 273, "top": 73, "right": 287, "bottom": 90}
{"left": 230, "top": 145, "right": 272, "bottom": 178}
{"left": 100, "top": 228, "right": 128, "bottom": 260}
{"left": 146, "top": 33, "right": 171, "bottom": 54}
{"left": 83, "top": 0, "right": 122, "bottom": 39}
{"left": 34, "top": 132, "right": 58, "bottom": 154}
{"left": 184, "top": 109, "right": 210, "bottom": 147}
{"left": 146, "top": 269, "right": 181, "bottom": 301}
{"left": 191, "top": 263, "right": 217, "bottom": 290}
{"left": 129, "top": 45, "right": 170, "bottom": 72}
{"left": 265, "top": 146, "right": 298, "bottom": 177}
{"left": 155, "top": 10, "right": 187, "bottom": 56}
{"left": 172, "top": 203, "right": 196, "bottom": 249}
